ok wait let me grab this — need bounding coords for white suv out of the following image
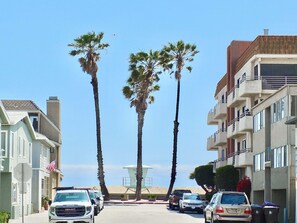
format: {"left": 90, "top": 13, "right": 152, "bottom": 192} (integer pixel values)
{"left": 179, "top": 193, "right": 205, "bottom": 214}
{"left": 49, "top": 188, "right": 96, "bottom": 223}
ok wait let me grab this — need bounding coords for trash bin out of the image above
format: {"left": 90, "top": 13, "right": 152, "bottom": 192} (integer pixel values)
{"left": 262, "top": 202, "right": 279, "bottom": 223}
{"left": 251, "top": 204, "right": 264, "bottom": 223}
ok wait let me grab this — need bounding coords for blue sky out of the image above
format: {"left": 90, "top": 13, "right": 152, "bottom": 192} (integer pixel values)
{"left": 1, "top": 0, "right": 297, "bottom": 188}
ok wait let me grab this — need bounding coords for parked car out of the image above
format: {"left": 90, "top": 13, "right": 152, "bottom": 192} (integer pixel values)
{"left": 94, "top": 190, "right": 104, "bottom": 211}
{"left": 179, "top": 193, "right": 204, "bottom": 214}
{"left": 169, "top": 189, "right": 192, "bottom": 210}
{"left": 48, "top": 187, "right": 96, "bottom": 223}
{"left": 88, "top": 189, "right": 101, "bottom": 215}
{"left": 204, "top": 191, "right": 252, "bottom": 222}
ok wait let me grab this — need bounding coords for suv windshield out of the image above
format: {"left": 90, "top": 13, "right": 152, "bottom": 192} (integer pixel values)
{"left": 221, "top": 193, "right": 247, "bottom": 205}
{"left": 54, "top": 192, "right": 89, "bottom": 202}
{"left": 184, "top": 194, "right": 201, "bottom": 200}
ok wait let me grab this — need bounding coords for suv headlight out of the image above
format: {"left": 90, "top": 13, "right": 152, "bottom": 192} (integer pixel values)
{"left": 49, "top": 207, "right": 56, "bottom": 215}
{"left": 86, "top": 206, "right": 92, "bottom": 215}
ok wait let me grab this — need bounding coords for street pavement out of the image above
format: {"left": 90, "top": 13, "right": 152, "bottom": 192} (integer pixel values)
{"left": 8, "top": 201, "right": 205, "bottom": 223}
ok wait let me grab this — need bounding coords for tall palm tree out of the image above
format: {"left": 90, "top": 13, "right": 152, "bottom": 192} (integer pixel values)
{"left": 161, "top": 40, "right": 198, "bottom": 200}
{"left": 123, "top": 50, "right": 162, "bottom": 200}
{"left": 68, "top": 32, "right": 110, "bottom": 200}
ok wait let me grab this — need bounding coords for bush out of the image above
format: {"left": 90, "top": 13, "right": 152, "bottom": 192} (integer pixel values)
{"left": 215, "top": 165, "right": 239, "bottom": 191}
{"left": 0, "top": 211, "right": 10, "bottom": 223}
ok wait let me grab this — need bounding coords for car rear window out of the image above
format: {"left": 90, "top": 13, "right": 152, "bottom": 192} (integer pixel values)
{"left": 221, "top": 193, "right": 247, "bottom": 205}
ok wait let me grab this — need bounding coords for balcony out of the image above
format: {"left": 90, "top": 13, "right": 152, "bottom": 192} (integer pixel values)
{"left": 207, "top": 109, "right": 218, "bottom": 125}
{"left": 214, "top": 101, "right": 227, "bottom": 119}
{"left": 214, "top": 129, "right": 227, "bottom": 146}
{"left": 227, "top": 118, "right": 243, "bottom": 138}
{"left": 234, "top": 148, "right": 253, "bottom": 167}
{"left": 238, "top": 112, "right": 253, "bottom": 132}
{"left": 213, "top": 158, "right": 227, "bottom": 171}
{"left": 227, "top": 86, "right": 245, "bottom": 107}
{"left": 238, "top": 77, "right": 262, "bottom": 97}
{"left": 226, "top": 148, "right": 253, "bottom": 167}
{"left": 207, "top": 135, "right": 218, "bottom": 151}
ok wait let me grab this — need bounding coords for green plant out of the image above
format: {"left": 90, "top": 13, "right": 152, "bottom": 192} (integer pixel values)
{"left": 148, "top": 194, "right": 157, "bottom": 200}
{"left": 0, "top": 211, "right": 10, "bottom": 223}
{"left": 42, "top": 196, "right": 49, "bottom": 206}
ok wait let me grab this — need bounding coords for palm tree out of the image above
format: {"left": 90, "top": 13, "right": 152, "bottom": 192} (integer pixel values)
{"left": 68, "top": 32, "right": 110, "bottom": 200}
{"left": 123, "top": 50, "right": 162, "bottom": 200}
{"left": 161, "top": 40, "right": 198, "bottom": 200}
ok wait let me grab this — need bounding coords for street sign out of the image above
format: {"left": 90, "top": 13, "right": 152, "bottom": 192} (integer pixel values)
{"left": 13, "top": 163, "right": 32, "bottom": 182}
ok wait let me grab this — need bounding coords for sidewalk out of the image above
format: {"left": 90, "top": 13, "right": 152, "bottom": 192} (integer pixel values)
{"left": 9, "top": 211, "right": 48, "bottom": 223}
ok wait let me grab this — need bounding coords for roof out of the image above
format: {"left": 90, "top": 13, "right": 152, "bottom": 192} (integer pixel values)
{"left": 1, "top": 100, "right": 41, "bottom": 111}
{"left": 35, "top": 132, "right": 55, "bottom": 147}
{"left": 6, "top": 111, "right": 29, "bottom": 125}
{"left": 235, "top": 35, "right": 297, "bottom": 73}
{"left": 5, "top": 111, "right": 36, "bottom": 139}
{"left": 0, "top": 101, "right": 9, "bottom": 124}
{"left": 214, "top": 73, "right": 227, "bottom": 97}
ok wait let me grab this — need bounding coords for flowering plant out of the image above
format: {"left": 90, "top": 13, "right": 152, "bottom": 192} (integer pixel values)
{"left": 236, "top": 176, "right": 251, "bottom": 199}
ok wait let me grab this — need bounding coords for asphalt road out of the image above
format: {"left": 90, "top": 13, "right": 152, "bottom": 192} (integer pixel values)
{"left": 9, "top": 204, "right": 205, "bottom": 223}
{"left": 97, "top": 204, "right": 205, "bottom": 223}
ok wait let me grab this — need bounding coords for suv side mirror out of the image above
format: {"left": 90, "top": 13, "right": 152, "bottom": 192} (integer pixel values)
{"left": 91, "top": 199, "right": 96, "bottom": 205}
{"left": 49, "top": 200, "right": 52, "bottom": 206}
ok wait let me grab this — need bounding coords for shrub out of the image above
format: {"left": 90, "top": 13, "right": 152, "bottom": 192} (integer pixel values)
{"left": 0, "top": 211, "right": 10, "bottom": 223}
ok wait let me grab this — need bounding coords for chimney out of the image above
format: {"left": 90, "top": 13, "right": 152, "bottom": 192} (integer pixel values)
{"left": 47, "top": 96, "right": 61, "bottom": 129}
{"left": 264, "top": 29, "right": 269, "bottom": 35}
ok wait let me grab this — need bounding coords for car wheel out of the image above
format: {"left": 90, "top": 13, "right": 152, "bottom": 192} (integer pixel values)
{"left": 210, "top": 212, "right": 215, "bottom": 223}
{"left": 197, "top": 208, "right": 203, "bottom": 214}
{"left": 179, "top": 206, "right": 184, "bottom": 213}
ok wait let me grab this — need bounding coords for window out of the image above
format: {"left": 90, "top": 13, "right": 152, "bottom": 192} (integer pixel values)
{"left": 273, "top": 145, "right": 288, "bottom": 168}
{"left": 272, "top": 97, "right": 285, "bottom": 123}
{"left": 10, "top": 132, "right": 15, "bottom": 158}
{"left": 221, "top": 149, "right": 225, "bottom": 161}
{"left": 253, "top": 110, "right": 265, "bottom": 132}
{"left": 29, "top": 143, "right": 32, "bottom": 164}
{"left": 254, "top": 65, "right": 258, "bottom": 80}
{"left": 261, "top": 64, "right": 297, "bottom": 76}
{"left": 242, "top": 140, "right": 246, "bottom": 150}
{"left": 23, "top": 139, "right": 26, "bottom": 157}
{"left": 1, "top": 132, "right": 7, "bottom": 157}
{"left": 291, "top": 95, "right": 297, "bottom": 116}
{"left": 18, "top": 137, "right": 22, "bottom": 156}
{"left": 12, "top": 183, "right": 17, "bottom": 203}
{"left": 254, "top": 152, "right": 265, "bottom": 172}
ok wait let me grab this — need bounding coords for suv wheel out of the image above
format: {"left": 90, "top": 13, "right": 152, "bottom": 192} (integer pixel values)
{"left": 179, "top": 206, "right": 184, "bottom": 213}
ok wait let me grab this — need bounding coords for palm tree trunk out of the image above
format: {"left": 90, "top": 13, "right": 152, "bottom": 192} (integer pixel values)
{"left": 166, "top": 79, "right": 181, "bottom": 200}
{"left": 135, "top": 111, "right": 145, "bottom": 200}
{"left": 91, "top": 76, "right": 110, "bottom": 200}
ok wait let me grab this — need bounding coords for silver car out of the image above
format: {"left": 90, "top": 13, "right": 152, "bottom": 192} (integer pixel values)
{"left": 204, "top": 191, "right": 252, "bottom": 222}
{"left": 179, "top": 193, "right": 204, "bottom": 214}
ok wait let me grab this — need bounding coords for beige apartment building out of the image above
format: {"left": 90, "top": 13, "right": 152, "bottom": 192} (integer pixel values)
{"left": 207, "top": 35, "right": 297, "bottom": 223}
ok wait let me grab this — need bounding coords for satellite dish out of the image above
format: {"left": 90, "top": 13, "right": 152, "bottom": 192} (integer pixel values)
{"left": 13, "top": 163, "right": 32, "bottom": 182}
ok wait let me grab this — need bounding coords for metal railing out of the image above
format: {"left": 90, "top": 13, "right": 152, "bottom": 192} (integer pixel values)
{"left": 122, "top": 177, "right": 153, "bottom": 188}
{"left": 227, "top": 75, "right": 297, "bottom": 96}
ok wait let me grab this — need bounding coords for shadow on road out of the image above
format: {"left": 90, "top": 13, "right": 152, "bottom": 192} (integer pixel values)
{"left": 166, "top": 206, "right": 203, "bottom": 219}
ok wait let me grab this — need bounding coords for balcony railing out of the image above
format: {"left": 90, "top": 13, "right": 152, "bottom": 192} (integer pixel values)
{"left": 262, "top": 75, "right": 297, "bottom": 90}
{"left": 227, "top": 75, "right": 297, "bottom": 106}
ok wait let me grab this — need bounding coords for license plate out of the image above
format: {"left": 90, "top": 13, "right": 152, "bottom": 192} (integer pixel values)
{"left": 227, "top": 208, "right": 239, "bottom": 214}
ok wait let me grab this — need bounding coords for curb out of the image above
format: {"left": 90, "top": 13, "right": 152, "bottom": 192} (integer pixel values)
{"left": 105, "top": 200, "right": 168, "bottom": 205}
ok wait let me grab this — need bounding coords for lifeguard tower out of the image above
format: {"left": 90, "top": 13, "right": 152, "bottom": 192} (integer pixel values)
{"left": 122, "top": 165, "right": 152, "bottom": 193}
